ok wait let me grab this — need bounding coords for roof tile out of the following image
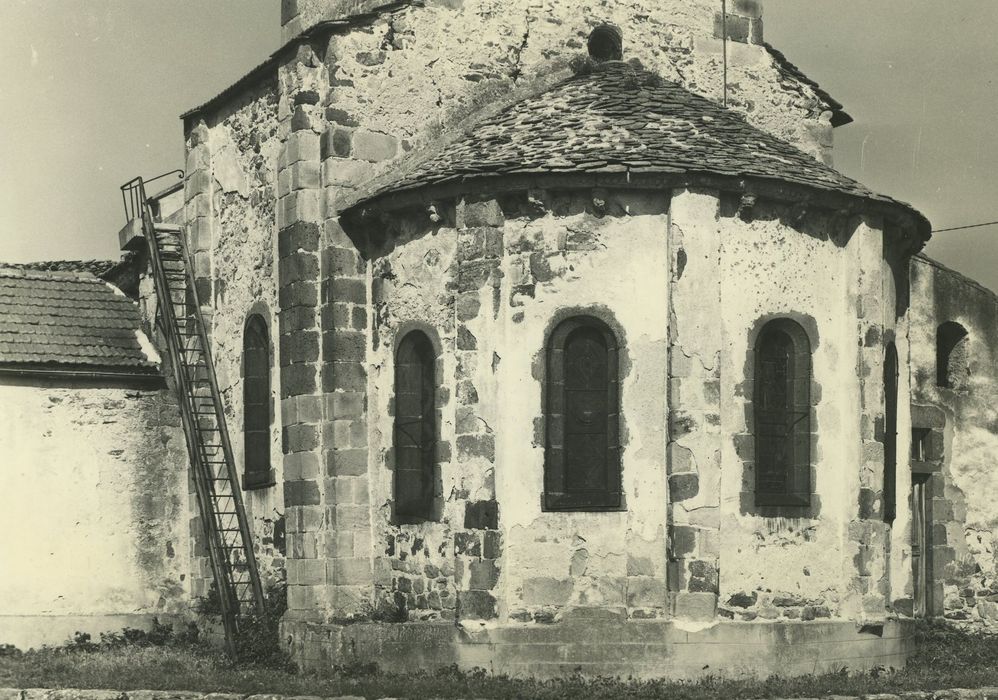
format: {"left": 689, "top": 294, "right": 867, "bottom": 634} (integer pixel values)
{"left": 0, "top": 267, "right": 158, "bottom": 371}
{"left": 343, "top": 62, "right": 924, "bottom": 234}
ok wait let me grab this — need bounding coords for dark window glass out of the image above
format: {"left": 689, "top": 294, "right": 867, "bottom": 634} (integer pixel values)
{"left": 394, "top": 331, "right": 436, "bottom": 520}
{"left": 243, "top": 315, "right": 271, "bottom": 487}
{"left": 545, "top": 316, "right": 621, "bottom": 511}
{"left": 884, "top": 342, "right": 899, "bottom": 523}
{"left": 754, "top": 319, "right": 811, "bottom": 507}
{"left": 936, "top": 321, "right": 970, "bottom": 390}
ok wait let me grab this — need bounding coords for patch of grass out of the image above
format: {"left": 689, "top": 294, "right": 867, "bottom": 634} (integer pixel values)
{"left": 3, "top": 620, "right": 998, "bottom": 699}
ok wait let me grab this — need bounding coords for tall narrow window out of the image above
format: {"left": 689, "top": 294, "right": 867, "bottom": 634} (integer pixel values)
{"left": 936, "top": 321, "right": 970, "bottom": 390}
{"left": 884, "top": 342, "right": 899, "bottom": 523}
{"left": 544, "top": 315, "right": 621, "bottom": 511}
{"left": 243, "top": 315, "right": 272, "bottom": 488}
{"left": 394, "top": 330, "right": 436, "bottom": 520}
{"left": 754, "top": 319, "right": 811, "bottom": 507}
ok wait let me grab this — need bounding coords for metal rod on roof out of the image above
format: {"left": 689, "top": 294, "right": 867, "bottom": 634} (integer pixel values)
{"left": 722, "top": 0, "right": 728, "bottom": 107}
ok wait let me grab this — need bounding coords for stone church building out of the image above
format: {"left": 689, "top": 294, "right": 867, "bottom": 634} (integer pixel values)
{"left": 3, "top": 0, "right": 998, "bottom": 681}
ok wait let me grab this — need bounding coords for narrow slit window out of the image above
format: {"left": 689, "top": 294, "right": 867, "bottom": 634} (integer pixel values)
{"left": 243, "top": 315, "right": 272, "bottom": 488}
{"left": 754, "top": 319, "right": 812, "bottom": 507}
{"left": 394, "top": 330, "right": 437, "bottom": 521}
{"left": 544, "top": 315, "right": 621, "bottom": 511}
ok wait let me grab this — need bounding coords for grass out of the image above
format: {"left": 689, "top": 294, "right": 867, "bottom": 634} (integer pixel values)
{"left": 2, "top": 620, "right": 998, "bottom": 699}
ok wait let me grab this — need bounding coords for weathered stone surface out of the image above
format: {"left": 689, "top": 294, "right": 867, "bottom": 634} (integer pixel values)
{"left": 669, "top": 473, "right": 700, "bottom": 502}
{"left": 468, "top": 559, "right": 499, "bottom": 590}
{"left": 727, "top": 591, "right": 757, "bottom": 608}
{"left": 453, "top": 532, "right": 481, "bottom": 557}
{"left": 351, "top": 130, "right": 397, "bottom": 162}
{"left": 522, "top": 577, "right": 573, "bottom": 606}
{"left": 464, "top": 500, "right": 498, "bottom": 530}
{"left": 673, "top": 591, "right": 717, "bottom": 621}
{"left": 457, "top": 589, "right": 496, "bottom": 619}
{"left": 462, "top": 199, "right": 504, "bottom": 228}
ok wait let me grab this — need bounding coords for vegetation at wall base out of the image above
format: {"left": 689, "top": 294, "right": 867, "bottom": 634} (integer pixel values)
{"left": 2, "top": 619, "right": 998, "bottom": 699}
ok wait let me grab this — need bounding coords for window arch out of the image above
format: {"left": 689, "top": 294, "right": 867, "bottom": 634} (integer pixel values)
{"left": 544, "top": 315, "right": 621, "bottom": 511}
{"left": 587, "top": 24, "right": 623, "bottom": 62}
{"left": 753, "top": 318, "right": 811, "bottom": 507}
{"left": 936, "top": 321, "right": 970, "bottom": 390}
{"left": 243, "top": 315, "right": 272, "bottom": 488}
{"left": 394, "top": 330, "right": 437, "bottom": 521}
{"left": 883, "top": 342, "right": 899, "bottom": 523}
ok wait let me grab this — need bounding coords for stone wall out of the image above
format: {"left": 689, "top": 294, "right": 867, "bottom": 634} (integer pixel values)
{"left": 183, "top": 74, "right": 286, "bottom": 598}
{"left": 280, "top": 0, "right": 837, "bottom": 161}
{"left": 362, "top": 190, "right": 670, "bottom": 624}
{"left": 369, "top": 226, "right": 459, "bottom": 622}
{"left": 0, "top": 377, "right": 189, "bottom": 649}
{"left": 664, "top": 194, "right": 907, "bottom": 624}
{"left": 909, "top": 255, "right": 998, "bottom": 625}
{"left": 495, "top": 191, "right": 671, "bottom": 622}
{"left": 187, "top": 0, "right": 854, "bottom": 624}
{"left": 349, "top": 184, "right": 916, "bottom": 630}
{"left": 314, "top": 0, "right": 835, "bottom": 168}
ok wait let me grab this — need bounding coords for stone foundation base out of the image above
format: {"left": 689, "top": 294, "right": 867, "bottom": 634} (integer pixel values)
{"left": 281, "top": 611, "right": 912, "bottom": 680}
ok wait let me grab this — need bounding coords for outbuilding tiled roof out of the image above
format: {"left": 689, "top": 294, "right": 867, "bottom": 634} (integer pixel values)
{"left": 0, "top": 267, "right": 159, "bottom": 372}
{"left": 3, "top": 258, "right": 123, "bottom": 277}
{"left": 343, "top": 61, "right": 927, "bottom": 237}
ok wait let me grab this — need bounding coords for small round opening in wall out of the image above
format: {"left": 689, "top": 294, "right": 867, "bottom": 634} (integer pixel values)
{"left": 587, "top": 24, "right": 623, "bottom": 62}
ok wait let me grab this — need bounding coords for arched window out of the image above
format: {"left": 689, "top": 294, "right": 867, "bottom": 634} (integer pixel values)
{"left": 754, "top": 319, "right": 811, "bottom": 507}
{"left": 883, "top": 342, "right": 899, "bottom": 523}
{"left": 544, "top": 315, "right": 621, "bottom": 511}
{"left": 936, "top": 321, "right": 970, "bottom": 390}
{"left": 243, "top": 315, "right": 272, "bottom": 488}
{"left": 394, "top": 330, "right": 436, "bottom": 520}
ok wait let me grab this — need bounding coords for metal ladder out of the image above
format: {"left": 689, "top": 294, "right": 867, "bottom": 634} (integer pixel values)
{"left": 120, "top": 173, "right": 265, "bottom": 657}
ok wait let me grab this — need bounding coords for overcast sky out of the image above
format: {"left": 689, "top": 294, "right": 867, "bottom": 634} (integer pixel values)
{"left": 1, "top": 1, "right": 996, "bottom": 290}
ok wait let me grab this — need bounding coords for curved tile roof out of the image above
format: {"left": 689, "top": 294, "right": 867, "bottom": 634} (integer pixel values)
{"left": 343, "top": 61, "right": 927, "bottom": 237}
{"left": 0, "top": 267, "right": 159, "bottom": 373}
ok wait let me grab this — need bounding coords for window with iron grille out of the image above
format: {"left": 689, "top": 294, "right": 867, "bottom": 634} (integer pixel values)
{"left": 544, "top": 315, "right": 621, "bottom": 511}
{"left": 243, "top": 315, "right": 272, "bottom": 488}
{"left": 394, "top": 330, "right": 436, "bottom": 521}
{"left": 754, "top": 318, "right": 811, "bottom": 507}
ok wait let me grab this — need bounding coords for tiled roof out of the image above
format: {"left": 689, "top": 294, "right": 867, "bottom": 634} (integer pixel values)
{"left": 0, "top": 267, "right": 159, "bottom": 372}
{"left": 343, "top": 62, "right": 926, "bottom": 237}
{"left": 5, "top": 258, "right": 124, "bottom": 277}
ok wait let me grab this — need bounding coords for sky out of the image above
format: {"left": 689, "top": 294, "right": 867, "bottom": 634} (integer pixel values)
{"left": 0, "top": 1, "right": 996, "bottom": 290}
